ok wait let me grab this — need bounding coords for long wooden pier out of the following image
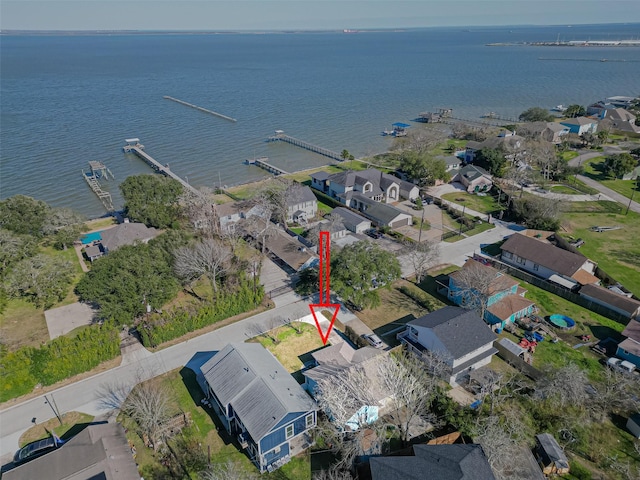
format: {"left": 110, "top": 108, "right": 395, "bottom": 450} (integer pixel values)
{"left": 163, "top": 96, "right": 237, "bottom": 122}
{"left": 122, "top": 139, "right": 203, "bottom": 197}
{"left": 246, "top": 156, "right": 289, "bottom": 176}
{"left": 267, "top": 130, "right": 344, "bottom": 162}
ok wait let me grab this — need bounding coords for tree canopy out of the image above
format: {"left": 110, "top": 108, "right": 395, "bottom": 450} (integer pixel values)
{"left": 400, "top": 151, "right": 449, "bottom": 186}
{"left": 518, "top": 107, "right": 554, "bottom": 123}
{"left": 120, "top": 174, "right": 183, "bottom": 229}
{"left": 0, "top": 195, "right": 50, "bottom": 236}
{"left": 564, "top": 104, "right": 586, "bottom": 118}
{"left": 330, "top": 241, "right": 401, "bottom": 310}
{"left": 475, "top": 148, "right": 507, "bottom": 177}
{"left": 4, "top": 253, "right": 76, "bottom": 308}
{"left": 75, "top": 239, "right": 180, "bottom": 324}
{"left": 604, "top": 153, "right": 637, "bottom": 179}
{"left": 511, "top": 196, "right": 563, "bottom": 231}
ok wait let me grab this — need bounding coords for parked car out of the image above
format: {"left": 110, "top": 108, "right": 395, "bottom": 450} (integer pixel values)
{"left": 365, "top": 229, "right": 382, "bottom": 239}
{"left": 607, "top": 357, "right": 636, "bottom": 374}
{"left": 13, "top": 437, "right": 59, "bottom": 466}
{"left": 362, "top": 333, "right": 384, "bottom": 348}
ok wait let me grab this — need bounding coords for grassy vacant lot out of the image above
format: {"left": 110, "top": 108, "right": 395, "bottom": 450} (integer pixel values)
{"left": 251, "top": 322, "right": 324, "bottom": 375}
{"left": 1, "top": 244, "right": 85, "bottom": 350}
{"left": 561, "top": 206, "right": 640, "bottom": 296}
{"left": 581, "top": 155, "right": 640, "bottom": 200}
{"left": 441, "top": 192, "right": 502, "bottom": 214}
{"left": 559, "top": 150, "right": 579, "bottom": 161}
{"left": 0, "top": 299, "right": 49, "bottom": 349}
{"left": 355, "top": 280, "right": 444, "bottom": 346}
{"left": 19, "top": 411, "right": 94, "bottom": 447}
{"left": 123, "top": 368, "right": 311, "bottom": 479}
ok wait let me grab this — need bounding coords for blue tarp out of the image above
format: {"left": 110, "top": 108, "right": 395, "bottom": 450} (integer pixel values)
{"left": 392, "top": 122, "right": 411, "bottom": 128}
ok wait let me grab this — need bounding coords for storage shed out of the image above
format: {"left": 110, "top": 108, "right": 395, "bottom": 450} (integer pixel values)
{"left": 627, "top": 413, "right": 640, "bottom": 439}
{"left": 534, "top": 433, "right": 570, "bottom": 476}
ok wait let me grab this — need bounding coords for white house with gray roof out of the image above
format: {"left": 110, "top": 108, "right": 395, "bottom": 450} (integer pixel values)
{"left": 310, "top": 168, "right": 419, "bottom": 205}
{"left": 398, "top": 306, "right": 498, "bottom": 385}
{"left": 200, "top": 343, "right": 317, "bottom": 473}
{"left": 286, "top": 185, "right": 318, "bottom": 224}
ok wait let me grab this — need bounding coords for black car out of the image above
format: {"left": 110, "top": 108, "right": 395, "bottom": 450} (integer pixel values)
{"left": 13, "top": 437, "right": 58, "bottom": 466}
{"left": 365, "top": 229, "right": 382, "bottom": 239}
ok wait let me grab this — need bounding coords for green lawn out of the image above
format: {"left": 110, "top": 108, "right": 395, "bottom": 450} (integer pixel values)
{"left": 560, "top": 150, "right": 580, "bottom": 161}
{"left": 442, "top": 222, "right": 494, "bottom": 243}
{"left": 561, "top": 208, "right": 640, "bottom": 296}
{"left": 19, "top": 411, "right": 95, "bottom": 447}
{"left": 549, "top": 184, "right": 583, "bottom": 195}
{"left": 317, "top": 200, "right": 333, "bottom": 215}
{"left": 580, "top": 155, "right": 640, "bottom": 200}
{"left": 289, "top": 226, "right": 305, "bottom": 235}
{"left": 440, "top": 192, "right": 503, "bottom": 214}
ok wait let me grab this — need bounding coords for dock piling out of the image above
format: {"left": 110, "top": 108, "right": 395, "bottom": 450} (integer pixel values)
{"left": 163, "top": 96, "right": 237, "bottom": 122}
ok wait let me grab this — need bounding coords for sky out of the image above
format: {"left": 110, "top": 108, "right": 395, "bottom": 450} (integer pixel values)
{"left": 1, "top": 0, "right": 639, "bottom": 31}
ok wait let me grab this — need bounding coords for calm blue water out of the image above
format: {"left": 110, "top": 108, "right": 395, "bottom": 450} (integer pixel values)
{"left": 1, "top": 24, "right": 639, "bottom": 217}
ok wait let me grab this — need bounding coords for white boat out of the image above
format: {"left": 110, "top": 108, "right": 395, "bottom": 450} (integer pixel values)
{"left": 551, "top": 105, "right": 567, "bottom": 112}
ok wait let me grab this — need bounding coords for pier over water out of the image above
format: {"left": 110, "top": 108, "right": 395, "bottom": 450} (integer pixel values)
{"left": 267, "top": 130, "right": 344, "bottom": 162}
{"left": 163, "top": 96, "right": 237, "bottom": 122}
{"left": 123, "top": 138, "right": 203, "bottom": 197}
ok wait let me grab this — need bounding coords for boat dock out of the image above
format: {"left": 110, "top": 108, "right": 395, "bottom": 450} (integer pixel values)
{"left": 246, "top": 156, "right": 289, "bottom": 176}
{"left": 122, "top": 138, "right": 203, "bottom": 197}
{"left": 82, "top": 161, "right": 114, "bottom": 211}
{"left": 163, "top": 96, "right": 237, "bottom": 122}
{"left": 267, "top": 130, "right": 344, "bottom": 162}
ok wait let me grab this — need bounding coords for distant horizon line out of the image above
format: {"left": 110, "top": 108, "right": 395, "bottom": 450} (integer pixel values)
{"left": 2, "top": 22, "right": 639, "bottom": 35}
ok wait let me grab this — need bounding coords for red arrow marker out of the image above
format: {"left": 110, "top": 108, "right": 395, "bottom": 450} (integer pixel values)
{"left": 309, "top": 231, "right": 340, "bottom": 345}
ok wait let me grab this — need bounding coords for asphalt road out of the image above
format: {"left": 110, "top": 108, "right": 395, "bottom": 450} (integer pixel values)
{"left": 0, "top": 298, "right": 317, "bottom": 463}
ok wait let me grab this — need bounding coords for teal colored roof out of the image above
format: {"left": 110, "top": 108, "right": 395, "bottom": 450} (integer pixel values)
{"left": 392, "top": 122, "right": 411, "bottom": 128}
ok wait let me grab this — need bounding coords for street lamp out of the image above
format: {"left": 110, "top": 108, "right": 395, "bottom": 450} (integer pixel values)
{"left": 418, "top": 208, "right": 425, "bottom": 243}
{"left": 625, "top": 177, "right": 638, "bottom": 215}
{"left": 458, "top": 204, "right": 467, "bottom": 238}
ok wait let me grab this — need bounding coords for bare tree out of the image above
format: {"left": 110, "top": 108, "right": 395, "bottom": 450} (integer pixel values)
{"left": 120, "top": 380, "right": 172, "bottom": 449}
{"left": 377, "top": 350, "right": 446, "bottom": 445}
{"left": 537, "top": 363, "right": 589, "bottom": 410}
{"left": 312, "top": 467, "right": 353, "bottom": 480}
{"left": 403, "top": 239, "right": 439, "bottom": 283}
{"left": 200, "top": 459, "right": 259, "bottom": 480}
{"left": 245, "top": 195, "right": 277, "bottom": 254}
{"left": 448, "top": 259, "right": 501, "bottom": 321}
{"left": 180, "top": 189, "right": 220, "bottom": 237}
{"left": 174, "top": 238, "right": 232, "bottom": 293}
{"left": 476, "top": 415, "right": 531, "bottom": 480}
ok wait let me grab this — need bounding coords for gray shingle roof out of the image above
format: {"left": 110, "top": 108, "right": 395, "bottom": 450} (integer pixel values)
{"left": 286, "top": 185, "right": 317, "bottom": 207}
{"left": 3, "top": 423, "right": 139, "bottom": 480}
{"left": 535, "top": 433, "right": 569, "bottom": 471}
{"left": 580, "top": 284, "right": 640, "bottom": 317}
{"left": 200, "top": 343, "right": 316, "bottom": 441}
{"left": 501, "top": 233, "right": 589, "bottom": 277}
{"left": 332, "top": 207, "right": 370, "bottom": 227}
{"left": 99, "top": 222, "right": 159, "bottom": 251}
{"left": 370, "top": 444, "right": 496, "bottom": 480}
{"left": 357, "top": 196, "right": 410, "bottom": 226}
{"left": 408, "top": 307, "right": 497, "bottom": 359}
{"left": 459, "top": 164, "right": 491, "bottom": 181}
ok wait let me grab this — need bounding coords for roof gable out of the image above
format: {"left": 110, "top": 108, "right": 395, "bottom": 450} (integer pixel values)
{"left": 501, "top": 234, "right": 589, "bottom": 277}
{"left": 408, "top": 307, "right": 497, "bottom": 359}
{"left": 200, "top": 343, "right": 316, "bottom": 441}
{"left": 287, "top": 185, "right": 317, "bottom": 206}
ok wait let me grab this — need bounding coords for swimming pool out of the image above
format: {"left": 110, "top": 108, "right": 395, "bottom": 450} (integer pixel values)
{"left": 81, "top": 231, "right": 102, "bottom": 244}
{"left": 549, "top": 314, "right": 576, "bottom": 330}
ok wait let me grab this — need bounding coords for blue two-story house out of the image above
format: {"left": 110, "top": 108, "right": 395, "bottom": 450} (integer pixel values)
{"left": 448, "top": 258, "right": 536, "bottom": 328}
{"left": 200, "top": 343, "right": 317, "bottom": 473}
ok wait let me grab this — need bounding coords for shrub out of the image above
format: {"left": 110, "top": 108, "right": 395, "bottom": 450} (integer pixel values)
{"left": 139, "top": 279, "right": 265, "bottom": 347}
{"left": 0, "top": 323, "right": 120, "bottom": 402}
{"left": 398, "top": 285, "right": 435, "bottom": 311}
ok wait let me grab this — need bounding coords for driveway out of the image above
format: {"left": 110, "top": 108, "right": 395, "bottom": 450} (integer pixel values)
{"left": 44, "top": 302, "right": 98, "bottom": 340}
{"left": 393, "top": 201, "right": 444, "bottom": 242}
